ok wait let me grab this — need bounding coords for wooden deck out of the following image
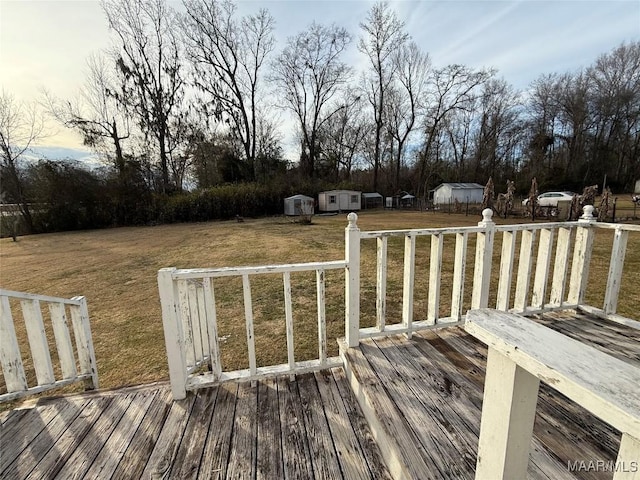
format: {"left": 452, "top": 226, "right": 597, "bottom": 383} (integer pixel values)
{"left": 0, "top": 369, "right": 391, "bottom": 480}
{"left": 1, "top": 309, "right": 638, "bottom": 479}
{"left": 341, "top": 309, "right": 639, "bottom": 480}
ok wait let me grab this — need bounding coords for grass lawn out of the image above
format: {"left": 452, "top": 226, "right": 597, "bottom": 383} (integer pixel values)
{"left": 1, "top": 208, "right": 638, "bottom": 404}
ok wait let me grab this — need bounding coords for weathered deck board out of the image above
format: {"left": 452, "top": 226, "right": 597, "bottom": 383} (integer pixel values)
{"left": 198, "top": 382, "right": 237, "bottom": 479}
{"left": 256, "top": 377, "right": 283, "bottom": 480}
{"left": 226, "top": 381, "right": 257, "bottom": 479}
{"left": 277, "top": 374, "right": 315, "bottom": 479}
{"left": 110, "top": 387, "right": 173, "bottom": 480}
{"left": 330, "top": 368, "right": 393, "bottom": 480}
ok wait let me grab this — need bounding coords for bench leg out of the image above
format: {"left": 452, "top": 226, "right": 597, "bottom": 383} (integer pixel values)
{"left": 475, "top": 347, "right": 540, "bottom": 480}
{"left": 614, "top": 433, "right": 640, "bottom": 480}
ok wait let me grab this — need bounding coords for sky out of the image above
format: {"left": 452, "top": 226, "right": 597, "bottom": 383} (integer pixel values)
{"left": 1, "top": 0, "right": 639, "bottom": 161}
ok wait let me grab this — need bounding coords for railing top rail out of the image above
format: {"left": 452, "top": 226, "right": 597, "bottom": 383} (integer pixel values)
{"left": 359, "top": 225, "right": 486, "bottom": 239}
{"left": 494, "top": 221, "right": 578, "bottom": 232}
{"left": 592, "top": 222, "right": 640, "bottom": 232}
{"left": 171, "top": 260, "right": 348, "bottom": 280}
{"left": 0, "top": 288, "right": 83, "bottom": 305}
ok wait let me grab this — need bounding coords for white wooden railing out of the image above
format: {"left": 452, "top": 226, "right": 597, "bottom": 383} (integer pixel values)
{"left": 466, "top": 309, "right": 640, "bottom": 480}
{"left": 159, "top": 206, "right": 638, "bottom": 399}
{"left": 158, "top": 261, "right": 345, "bottom": 399}
{"left": 0, "top": 289, "right": 99, "bottom": 402}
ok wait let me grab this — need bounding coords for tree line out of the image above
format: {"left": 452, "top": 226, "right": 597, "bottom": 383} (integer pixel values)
{"left": 1, "top": 0, "right": 639, "bottom": 234}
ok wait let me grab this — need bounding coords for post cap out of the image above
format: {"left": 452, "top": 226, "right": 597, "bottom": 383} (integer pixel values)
{"left": 481, "top": 208, "right": 494, "bottom": 223}
{"left": 347, "top": 212, "right": 358, "bottom": 228}
{"left": 579, "top": 205, "right": 596, "bottom": 222}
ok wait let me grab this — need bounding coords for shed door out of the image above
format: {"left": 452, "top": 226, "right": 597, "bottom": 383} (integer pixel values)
{"left": 339, "top": 193, "right": 349, "bottom": 210}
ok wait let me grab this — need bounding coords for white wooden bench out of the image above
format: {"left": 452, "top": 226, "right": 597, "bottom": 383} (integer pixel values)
{"left": 465, "top": 309, "right": 640, "bottom": 480}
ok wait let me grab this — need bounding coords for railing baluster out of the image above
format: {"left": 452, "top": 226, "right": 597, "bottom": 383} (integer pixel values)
{"left": 202, "top": 278, "right": 221, "bottom": 379}
{"left": 531, "top": 228, "right": 554, "bottom": 309}
{"left": 188, "top": 281, "right": 204, "bottom": 364}
{"left": 376, "top": 236, "right": 388, "bottom": 331}
{"left": 496, "top": 230, "right": 517, "bottom": 311}
{"left": 513, "top": 230, "right": 536, "bottom": 312}
{"left": 177, "top": 279, "right": 195, "bottom": 368}
{"left": 21, "top": 299, "right": 55, "bottom": 386}
{"left": 196, "top": 285, "right": 210, "bottom": 363}
{"left": 451, "top": 232, "right": 468, "bottom": 320}
{"left": 402, "top": 234, "right": 416, "bottom": 336}
{"left": 48, "top": 302, "right": 77, "bottom": 379}
{"left": 283, "top": 272, "right": 295, "bottom": 373}
{"left": 604, "top": 228, "right": 629, "bottom": 315}
{"left": 428, "top": 233, "right": 443, "bottom": 324}
{"left": 549, "top": 227, "right": 572, "bottom": 307}
{"left": 242, "top": 274, "right": 257, "bottom": 376}
{"left": 0, "top": 295, "right": 28, "bottom": 393}
{"left": 316, "top": 269, "right": 327, "bottom": 365}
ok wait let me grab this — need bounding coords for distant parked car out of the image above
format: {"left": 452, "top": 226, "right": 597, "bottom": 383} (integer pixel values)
{"left": 522, "top": 191, "right": 575, "bottom": 207}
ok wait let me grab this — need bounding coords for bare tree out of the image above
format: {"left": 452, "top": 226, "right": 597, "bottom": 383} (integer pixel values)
{"left": 0, "top": 91, "right": 46, "bottom": 233}
{"left": 101, "top": 0, "right": 187, "bottom": 193}
{"left": 588, "top": 41, "right": 640, "bottom": 189}
{"left": 46, "top": 53, "right": 131, "bottom": 175}
{"left": 418, "top": 64, "right": 493, "bottom": 197}
{"left": 386, "top": 41, "right": 429, "bottom": 190}
{"left": 318, "top": 89, "right": 366, "bottom": 181}
{"left": 359, "top": 1, "right": 408, "bottom": 190}
{"left": 272, "top": 22, "right": 352, "bottom": 177}
{"left": 182, "top": 0, "right": 275, "bottom": 180}
{"left": 471, "top": 78, "right": 522, "bottom": 180}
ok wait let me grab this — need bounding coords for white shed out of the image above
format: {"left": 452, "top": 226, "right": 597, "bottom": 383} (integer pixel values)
{"left": 433, "top": 183, "right": 484, "bottom": 205}
{"left": 318, "top": 190, "right": 361, "bottom": 212}
{"left": 284, "top": 194, "right": 314, "bottom": 216}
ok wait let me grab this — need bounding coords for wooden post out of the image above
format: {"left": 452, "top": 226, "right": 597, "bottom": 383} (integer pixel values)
{"left": 158, "top": 268, "right": 187, "bottom": 400}
{"left": 475, "top": 347, "right": 540, "bottom": 480}
{"left": 604, "top": 227, "right": 629, "bottom": 315}
{"left": 568, "top": 205, "right": 596, "bottom": 305}
{"left": 70, "top": 296, "right": 99, "bottom": 390}
{"left": 471, "top": 209, "right": 495, "bottom": 309}
{"left": 0, "top": 295, "right": 28, "bottom": 393}
{"left": 345, "top": 213, "right": 360, "bottom": 348}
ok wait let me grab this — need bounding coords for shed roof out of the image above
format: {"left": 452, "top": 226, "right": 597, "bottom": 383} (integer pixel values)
{"left": 362, "top": 192, "right": 383, "bottom": 199}
{"left": 320, "top": 190, "right": 361, "bottom": 195}
{"left": 285, "top": 194, "right": 314, "bottom": 201}
{"left": 435, "top": 182, "right": 484, "bottom": 190}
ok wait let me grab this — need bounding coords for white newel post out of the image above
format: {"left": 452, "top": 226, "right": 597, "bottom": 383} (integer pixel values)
{"left": 78, "top": 296, "right": 99, "bottom": 390}
{"left": 475, "top": 347, "right": 540, "bottom": 480}
{"left": 472, "top": 209, "right": 495, "bottom": 309}
{"left": 568, "top": 205, "right": 596, "bottom": 305}
{"left": 158, "top": 267, "right": 188, "bottom": 400}
{"left": 345, "top": 213, "right": 361, "bottom": 348}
